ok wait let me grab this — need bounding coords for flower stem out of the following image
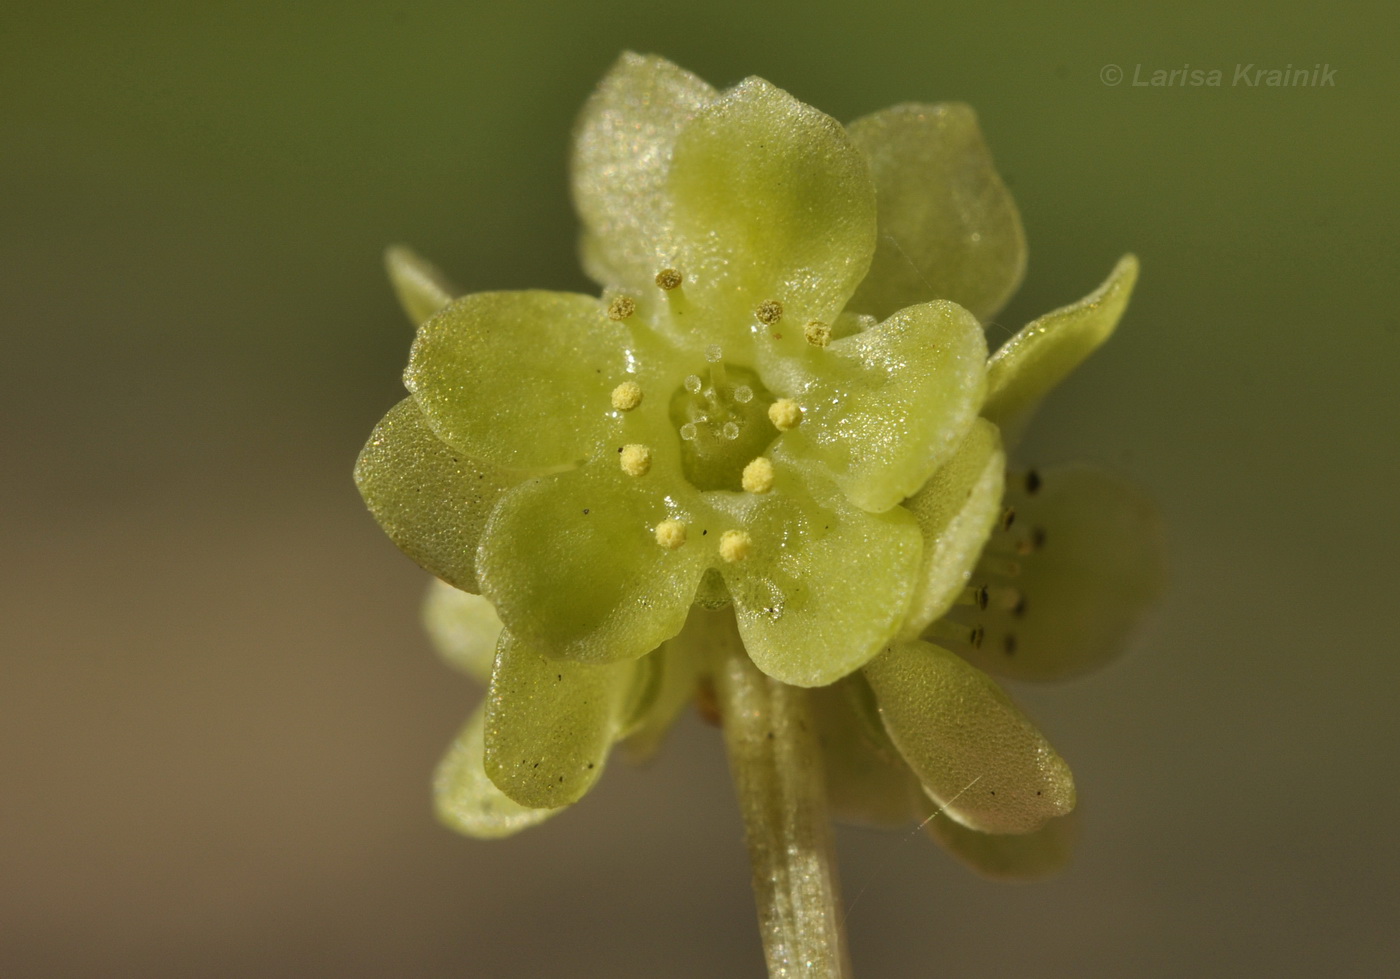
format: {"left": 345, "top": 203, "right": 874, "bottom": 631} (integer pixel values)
{"left": 706, "top": 610, "right": 853, "bottom": 979}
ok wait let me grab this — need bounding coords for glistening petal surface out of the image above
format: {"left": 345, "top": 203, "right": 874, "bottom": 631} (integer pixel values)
{"left": 476, "top": 460, "right": 709, "bottom": 663}
{"left": 405, "top": 291, "right": 629, "bottom": 470}
{"left": 571, "top": 52, "right": 716, "bottom": 291}
{"left": 667, "top": 77, "right": 877, "bottom": 354}
{"left": 483, "top": 630, "right": 637, "bottom": 809}
{"left": 434, "top": 704, "right": 556, "bottom": 838}
{"left": 715, "top": 464, "right": 922, "bottom": 687}
{"left": 899, "top": 419, "right": 1005, "bottom": 638}
{"left": 353, "top": 398, "right": 519, "bottom": 593}
{"left": 864, "top": 639, "right": 1075, "bottom": 833}
{"left": 846, "top": 103, "right": 1026, "bottom": 324}
{"left": 774, "top": 299, "right": 987, "bottom": 512}
{"left": 983, "top": 255, "right": 1139, "bottom": 442}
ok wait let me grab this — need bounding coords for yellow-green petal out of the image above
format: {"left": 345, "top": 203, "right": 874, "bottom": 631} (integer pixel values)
{"left": 947, "top": 464, "right": 1164, "bottom": 682}
{"left": 482, "top": 630, "right": 637, "bottom": 809}
{"left": 846, "top": 103, "right": 1026, "bottom": 324}
{"left": 714, "top": 463, "right": 922, "bottom": 687}
{"left": 899, "top": 419, "right": 1005, "bottom": 638}
{"left": 385, "top": 244, "right": 456, "bottom": 326}
{"left": 983, "top": 255, "right": 1140, "bottom": 443}
{"left": 924, "top": 803, "right": 1077, "bottom": 881}
{"left": 353, "top": 398, "right": 519, "bottom": 593}
{"left": 476, "top": 460, "right": 709, "bottom": 663}
{"left": 571, "top": 52, "right": 716, "bottom": 292}
{"left": 773, "top": 299, "right": 987, "bottom": 512}
{"left": 404, "top": 291, "right": 628, "bottom": 470}
{"left": 422, "top": 579, "right": 502, "bottom": 684}
{"left": 667, "top": 77, "right": 877, "bottom": 355}
{"left": 863, "top": 639, "right": 1075, "bottom": 833}
{"left": 434, "top": 704, "right": 556, "bottom": 839}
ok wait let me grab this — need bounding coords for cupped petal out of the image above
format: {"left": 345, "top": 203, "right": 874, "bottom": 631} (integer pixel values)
{"left": 404, "top": 291, "right": 630, "bottom": 470}
{"left": 810, "top": 678, "right": 921, "bottom": 828}
{"left": 354, "top": 398, "right": 520, "bottom": 593}
{"left": 863, "top": 639, "right": 1075, "bottom": 833}
{"left": 772, "top": 299, "right": 987, "bottom": 512}
{"left": 713, "top": 463, "right": 922, "bottom": 687}
{"left": 846, "top": 103, "right": 1026, "bottom": 324}
{"left": 899, "top": 419, "right": 1006, "bottom": 638}
{"left": 476, "top": 458, "right": 710, "bottom": 663}
{"left": 666, "top": 77, "right": 877, "bottom": 354}
{"left": 571, "top": 52, "right": 716, "bottom": 291}
{"left": 385, "top": 244, "right": 456, "bottom": 326}
{"left": 422, "top": 579, "right": 503, "bottom": 684}
{"left": 941, "top": 463, "right": 1164, "bottom": 682}
{"left": 982, "top": 255, "right": 1140, "bottom": 443}
{"left": 482, "top": 630, "right": 640, "bottom": 809}
{"left": 434, "top": 703, "right": 556, "bottom": 838}
{"left": 923, "top": 803, "right": 1078, "bottom": 881}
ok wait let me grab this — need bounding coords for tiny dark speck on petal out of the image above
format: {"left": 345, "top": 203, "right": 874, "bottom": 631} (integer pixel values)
{"left": 557, "top": 674, "right": 562, "bottom": 681}
{"left": 766, "top": 731, "right": 774, "bottom": 740}
{"left": 582, "top": 508, "right": 590, "bottom": 515}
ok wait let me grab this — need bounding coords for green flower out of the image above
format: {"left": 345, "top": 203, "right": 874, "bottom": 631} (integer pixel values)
{"left": 356, "top": 53, "right": 1161, "bottom": 875}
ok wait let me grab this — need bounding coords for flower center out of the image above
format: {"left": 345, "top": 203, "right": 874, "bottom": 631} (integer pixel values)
{"left": 668, "top": 345, "right": 775, "bottom": 491}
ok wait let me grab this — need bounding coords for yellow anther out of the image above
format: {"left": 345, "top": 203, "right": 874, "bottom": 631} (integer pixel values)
{"left": 655, "top": 519, "right": 687, "bottom": 550}
{"left": 755, "top": 299, "right": 784, "bottom": 325}
{"left": 804, "top": 320, "right": 831, "bottom": 347}
{"left": 619, "top": 443, "right": 652, "bottom": 476}
{"left": 607, "top": 295, "right": 637, "bottom": 321}
{"left": 655, "top": 268, "right": 683, "bottom": 291}
{"left": 719, "top": 529, "right": 753, "bottom": 563}
{"left": 741, "top": 456, "right": 775, "bottom": 494}
{"left": 611, "top": 381, "right": 643, "bottom": 411}
{"left": 767, "top": 398, "right": 802, "bottom": 431}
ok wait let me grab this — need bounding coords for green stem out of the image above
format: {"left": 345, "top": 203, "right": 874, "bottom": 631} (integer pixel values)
{"left": 704, "top": 609, "right": 853, "bottom": 979}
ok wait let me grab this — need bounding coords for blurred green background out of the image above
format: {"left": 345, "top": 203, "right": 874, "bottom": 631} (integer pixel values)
{"left": 3, "top": 1, "right": 1397, "bottom": 976}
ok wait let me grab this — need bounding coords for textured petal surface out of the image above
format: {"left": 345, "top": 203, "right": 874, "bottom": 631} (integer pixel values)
{"left": 405, "top": 291, "right": 628, "bottom": 470}
{"left": 667, "top": 77, "right": 877, "bottom": 355}
{"left": 899, "top": 419, "right": 1005, "bottom": 638}
{"left": 385, "top": 244, "right": 456, "bottom": 326}
{"left": 846, "top": 103, "right": 1026, "bottom": 323}
{"left": 983, "top": 255, "right": 1139, "bottom": 442}
{"left": 924, "top": 803, "right": 1077, "bottom": 881}
{"left": 353, "top": 398, "right": 519, "bottom": 593}
{"left": 773, "top": 299, "right": 987, "bottom": 512}
{"left": 863, "top": 639, "right": 1075, "bottom": 833}
{"left": 476, "top": 460, "right": 709, "bottom": 663}
{"left": 422, "top": 580, "right": 502, "bottom": 684}
{"left": 948, "top": 464, "right": 1164, "bottom": 682}
{"left": 810, "top": 678, "right": 920, "bottom": 827}
{"left": 714, "top": 463, "right": 922, "bottom": 687}
{"left": 483, "top": 630, "right": 637, "bottom": 809}
{"left": 571, "top": 52, "right": 716, "bottom": 291}
{"left": 434, "top": 704, "right": 556, "bottom": 838}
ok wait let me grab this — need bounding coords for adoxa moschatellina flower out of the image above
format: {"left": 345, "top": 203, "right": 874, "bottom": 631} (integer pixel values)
{"left": 356, "top": 52, "right": 1162, "bottom": 892}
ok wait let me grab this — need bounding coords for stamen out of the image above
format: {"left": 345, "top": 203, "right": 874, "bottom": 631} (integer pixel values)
{"left": 610, "top": 381, "right": 642, "bottom": 411}
{"left": 741, "top": 456, "right": 775, "bottom": 494}
{"left": 619, "top": 443, "right": 652, "bottom": 476}
{"left": 756, "top": 300, "right": 784, "bottom": 325}
{"left": 1025, "top": 469, "right": 1042, "bottom": 494}
{"left": 733, "top": 385, "right": 753, "bottom": 404}
{"left": 1014, "top": 527, "right": 1046, "bottom": 555}
{"left": 719, "top": 529, "right": 752, "bottom": 563}
{"left": 1003, "top": 633, "right": 1018, "bottom": 656}
{"left": 654, "top": 519, "right": 687, "bottom": 550}
{"left": 929, "top": 618, "right": 985, "bottom": 649}
{"left": 683, "top": 374, "right": 702, "bottom": 394}
{"left": 979, "top": 554, "right": 1022, "bottom": 578}
{"left": 706, "top": 345, "right": 728, "bottom": 389}
{"left": 804, "top": 320, "right": 831, "bottom": 347}
{"left": 606, "top": 295, "right": 636, "bottom": 321}
{"left": 957, "top": 583, "right": 990, "bottom": 610}
{"left": 1000, "top": 507, "right": 1016, "bottom": 531}
{"left": 655, "top": 268, "right": 683, "bottom": 291}
{"left": 767, "top": 398, "right": 803, "bottom": 431}
{"left": 721, "top": 421, "right": 740, "bottom": 440}
{"left": 679, "top": 422, "right": 698, "bottom": 441}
